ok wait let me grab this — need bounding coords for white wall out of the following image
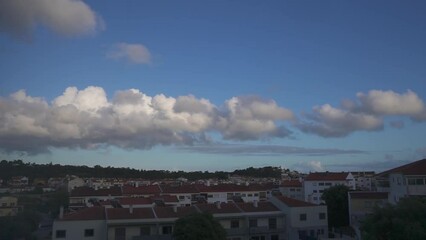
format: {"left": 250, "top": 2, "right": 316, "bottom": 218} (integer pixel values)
{"left": 52, "top": 220, "right": 106, "bottom": 240}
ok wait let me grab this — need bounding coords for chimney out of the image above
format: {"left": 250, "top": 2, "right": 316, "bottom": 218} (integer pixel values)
{"left": 253, "top": 200, "right": 258, "bottom": 208}
{"left": 215, "top": 201, "right": 221, "bottom": 209}
{"left": 173, "top": 205, "right": 178, "bottom": 213}
{"left": 129, "top": 205, "right": 133, "bottom": 214}
{"left": 59, "top": 206, "right": 64, "bottom": 219}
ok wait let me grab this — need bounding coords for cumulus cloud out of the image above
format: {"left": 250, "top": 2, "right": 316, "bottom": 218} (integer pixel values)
{"left": 0, "top": 87, "right": 293, "bottom": 154}
{"left": 0, "top": 0, "right": 103, "bottom": 40}
{"left": 218, "top": 96, "right": 294, "bottom": 140}
{"left": 293, "top": 161, "right": 325, "bottom": 173}
{"left": 106, "top": 43, "right": 152, "bottom": 64}
{"left": 297, "top": 89, "right": 426, "bottom": 137}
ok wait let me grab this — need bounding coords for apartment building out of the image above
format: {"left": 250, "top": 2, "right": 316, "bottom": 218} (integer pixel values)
{"left": 279, "top": 180, "right": 304, "bottom": 201}
{"left": 376, "top": 158, "right": 426, "bottom": 204}
{"left": 347, "top": 192, "right": 388, "bottom": 227}
{"left": 304, "top": 172, "right": 355, "bottom": 204}
{"left": 270, "top": 196, "right": 328, "bottom": 240}
{"left": 350, "top": 172, "right": 375, "bottom": 191}
{"left": 0, "top": 196, "right": 20, "bottom": 217}
{"left": 52, "top": 201, "right": 287, "bottom": 240}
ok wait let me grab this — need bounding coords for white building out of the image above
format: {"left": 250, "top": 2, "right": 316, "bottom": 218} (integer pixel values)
{"left": 376, "top": 158, "right": 426, "bottom": 204}
{"left": 270, "top": 195, "right": 328, "bottom": 240}
{"left": 351, "top": 172, "right": 375, "bottom": 191}
{"left": 304, "top": 172, "right": 355, "bottom": 204}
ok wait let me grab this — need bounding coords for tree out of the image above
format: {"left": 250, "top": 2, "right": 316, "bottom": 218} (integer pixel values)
{"left": 173, "top": 213, "right": 227, "bottom": 240}
{"left": 361, "top": 197, "right": 426, "bottom": 240}
{"left": 321, "top": 185, "right": 350, "bottom": 229}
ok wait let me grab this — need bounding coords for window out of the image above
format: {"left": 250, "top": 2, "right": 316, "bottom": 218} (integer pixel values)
{"left": 178, "top": 195, "right": 185, "bottom": 200}
{"left": 115, "top": 228, "right": 125, "bottom": 240}
{"left": 313, "top": 190, "right": 317, "bottom": 193}
{"left": 162, "top": 226, "right": 173, "bottom": 234}
{"left": 248, "top": 193, "right": 253, "bottom": 197}
{"left": 416, "top": 178, "right": 425, "bottom": 185}
{"left": 300, "top": 213, "right": 307, "bottom": 221}
{"left": 313, "top": 197, "right": 318, "bottom": 201}
{"left": 231, "top": 219, "right": 239, "bottom": 228}
{"left": 268, "top": 218, "right": 277, "bottom": 229}
{"left": 56, "top": 230, "right": 66, "bottom": 238}
{"left": 140, "top": 226, "right": 150, "bottom": 236}
{"left": 319, "top": 213, "right": 326, "bottom": 220}
{"left": 207, "top": 194, "right": 213, "bottom": 198}
{"left": 290, "top": 188, "right": 295, "bottom": 192}
{"left": 271, "top": 235, "right": 279, "bottom": 240}
{"left": 319, "top": 182, "right": 324, "bottom": 186}
{"left": 84, "top": 229, "right": 94, "bottom": 237}
{"left": 254, "top": 193, "right": 259, "bottom": 197}
{"left": 325, "top": 183, "right": 332, "bottom": 186}
{"left": 249, "top": 219, "right": 257, "bottom": 228}
{"left": 250, "top": 236, "right": 265, "bottom": 240}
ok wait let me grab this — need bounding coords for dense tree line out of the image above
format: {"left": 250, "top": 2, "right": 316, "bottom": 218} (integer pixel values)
{"left": 0, "top": 160, "right": 288, "bottom": 181}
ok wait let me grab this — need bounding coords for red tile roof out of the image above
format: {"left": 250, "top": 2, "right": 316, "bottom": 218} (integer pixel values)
{"left": 280, "top": 180, "right": 303, "bottom": 188}
{"left": 198, "top": 184, "right": 266, "bottom": 193}
{"left": 305, "top": 172, "right": 349, "bottom": 181}
{"left": 237, "top": 202, "right": 280, "bottom": 212}
{"left": 276, "top": 196, "right": 317, "bottom": 207}
{"left": 122, "top": 185, "right": 161, "bottom": 195}
{"left": 119, "top": 197, "right": 153, "bottom": 205}
{"left": 161, "top": 184, "right": 200, "bottom": 194}
{"left": 349, "top": 192, "right": 388, "bottom": 199}
{"left": 377, "top": 159, "right": 426, "bottom": 177}
{"left": 154, "top": 206, "right": 199, "bottom": 218}
{"left": 195, "top": 202, "right": 242, "bottom": 214}
{"left": 60, "top": 207, "right": 105, "bottom": 221}
{"left": 107, "top": 207, "right": 155, "bottom": 220}
{"left": 153, "top": 195, "right": 179, "bottom": 203}
{"left": 70, "top": 186, "right": 122, "bottom": 197}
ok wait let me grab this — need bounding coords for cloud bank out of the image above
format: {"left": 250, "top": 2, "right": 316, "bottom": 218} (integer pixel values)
{"left": 0, "top": 86, "right": 293, "bottom": 154}
{"left": 0, "top": 0, "right": 102, "bottom": 40}
{"left": 297, "top": 90, "right": 426, "bottom": 137}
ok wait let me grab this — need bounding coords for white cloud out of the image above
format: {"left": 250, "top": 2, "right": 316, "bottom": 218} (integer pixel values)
{"left": 0, "top": 0, "right": 102, "bottom": 40}
{"left": 0, "top": 87, "right": 293, "bottom": 154}
{"left": 297, "top": 89, "right": 426, "bottom": 137}
{"left": 106, "top": 43, "right": 152, "bottom": 64}
{"left": 292, "top": 161, "right": 325, "bottom": 173}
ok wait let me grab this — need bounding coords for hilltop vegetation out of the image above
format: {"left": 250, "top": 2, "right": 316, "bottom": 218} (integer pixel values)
{"left": 0, "top": 160, "right": 291, "bottom": 181}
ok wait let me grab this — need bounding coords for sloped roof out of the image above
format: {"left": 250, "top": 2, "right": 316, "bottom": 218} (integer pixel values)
{"left": 161, "top": 184, "right": 200, "bottom": 194}
{"left": 195, "top": 202, "right": 242, "bottom": 214}
{"left": 122, "top": 185, "right": 161, "bottom": 195}
{"left": 70, "top": 186, "right": 122, "bottom": 197}
{"left": 276, "top": 196, "right": 317, "bottom": 207}
{"left": 349, "top": 192, "right": 388, "bottom": 199}
{"left": 237, "top": 202, "right": 280, "bottom": 212}
{"left": 153, "top": 206, "right": 199, "bottom": 218}
{"left": 107, "top": 207, "right": 155, "bottom": 220}
{"left": 376, "top": 159, "right": 426, "bottom": 177}
{"left": 305, "top": 172, "right": 349, "bottom": 181}
{"left": 60, "top": 207, "right": 105, "bottom": 221}
{"left": 119, "top": 197, "right": 153, "bottom": 205}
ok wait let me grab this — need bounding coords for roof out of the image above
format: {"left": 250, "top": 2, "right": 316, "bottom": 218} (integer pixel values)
{"left": 60, "top": 207, "right": 105, "bottom": 221}
{"left": 198, "top": 184, "right": 267, "bottom": 193}
{"left": 349, "top": 192, "right": 388, "bottom": 199}
{"left": 119, "top": 197, "right": 153, "bottom": 205}
{"left": 376, "top": 159, "right": 426, "bottom": 177}
{"left": 122, "top": 185, "right": 161, "bottom": 195}
{"left": 152, "top": 195, "right": 179, "bottom": 203}
{"left": 107, "top": 207, "right": 156, "bottom": 220}
{"left": 70, "top": 186, "right": 122, "bottom": 197}
{"left": 195, "top": 202, "right": 242, "bottom": 214}
{"left": 237, "top": 202, "right": 280, "bottom": 212}
{"left": 305, "top": 172, "right": 349, "bottom": 181}
{"left": 276, "top": 196, "right": 317, "bottom": 207}
{"left": 280, "top": 180, "right": 303, "bottom": 188}
{"left": 154, "top": 206, "right": 199, "bottom": 218}
{"left": 161, "top": 184, "right": 200, "bottom": 194}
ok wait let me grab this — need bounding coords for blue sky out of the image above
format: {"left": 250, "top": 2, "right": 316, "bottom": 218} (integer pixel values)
{"left": 0, "top": 0, "right": 425, "bottom": 172}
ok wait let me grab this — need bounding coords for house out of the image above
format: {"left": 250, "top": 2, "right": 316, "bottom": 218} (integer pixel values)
{"left": 8, "top": 176, "right": 29, "bottom": 187}
{"left": 348, "top": 192, "right": 388, "bottom": 227}
{"left": 52, "top": 200, "right": 287, "bottom": 240}
{"left": 375, "top": 158, "right": 426, "bottom": 204}
{"left": 303, "top": 172, "right": 355, "bottom": 204}
{"left": 350, "top": 172, "right": 375, "bottom": 191}
{"left": 69, "top": 186, "right": 122, "bottom": 208}
{"left": 0, "top": 196, "right": 20, "bottom": 217}
{"left": 67, "top": 176, "right": 86, "bottom": 192}
{"left": 279, "top": 180, "right": 304, "bottom": 201}
{"left": 270, "top": 196, "right": 328, "bottom": 240}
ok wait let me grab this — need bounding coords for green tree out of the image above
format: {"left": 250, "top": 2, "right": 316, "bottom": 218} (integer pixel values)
{"left": 173, "top": 213, "right": 227, "bottom": 240}
{"left": 361, "top": 197, "right": 426, "bottom": 240}
{"left": 321, "top": 185, "right": 350, "bottom": 229}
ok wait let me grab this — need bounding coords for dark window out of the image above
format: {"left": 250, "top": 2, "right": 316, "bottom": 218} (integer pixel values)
{"left": 115, "top": 227, "right": 125, "bottom": 240}
{"left": 84, "top": 229, "right": 94, "bottom": 237}
{"left": 300, "top": 213, "right": 307, "bottom": 221}
{"left": 56, "top": 230, "right": 66, "bottom": 238}
{"left": 268, "top": 218, "right": 277, "bottom": 229}
{"left": 249, "top": 219, "right": 257, "bottom": 228}
{"left": 140, "top": 226, "right": 150, "bottom": 236}
{"left": 271, "top": 235, "right": 279, "bottom": 240}
{"left": 319, "top": 183, "right": 324, "bottom": 186}
{"left": 319, "top": 213, "right": 326, "bottom": 220}
{"left": 231, "top": 219, "right": 239, "bottom": 228}
{"left": 178, "top": 195, "right": 185, "bottom": 200}
{"left": 162, "top": 226, "right": 172, "bottom": 234}
{"left": 325, "top": 183, "right": 332, "bottom": 186}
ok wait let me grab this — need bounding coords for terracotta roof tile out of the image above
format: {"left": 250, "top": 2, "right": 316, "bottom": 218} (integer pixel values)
{"left": 161, "top": 185, "right": 200, "bottom": 194}
{"left": 70, "top": 186, "right": 122, "bottom": 197}
{"left": 377, "top": 159, "right": 426, "bottom": 177}
{"left": 237, "top": 202, "right": 280, "bottom": 212}
{"left": 119, "top": 197, "right": 153, "bottom": 205}
{"left": 280, "top": 180, "right": 303, "bottom": 188}
{"left": 122, "top": 185, "right": 161, "bottom": 195}
{"left": 107, "top": 207, "right": 155, "bottom": 220}
{"left": 154, "top": 206, "right": 199, "bottom": 218}
{"left": 196, "top": 202, "right": 242, "bottom": 214}
{"left": 276, "top": 196, "right": 317, "bottom": 207}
